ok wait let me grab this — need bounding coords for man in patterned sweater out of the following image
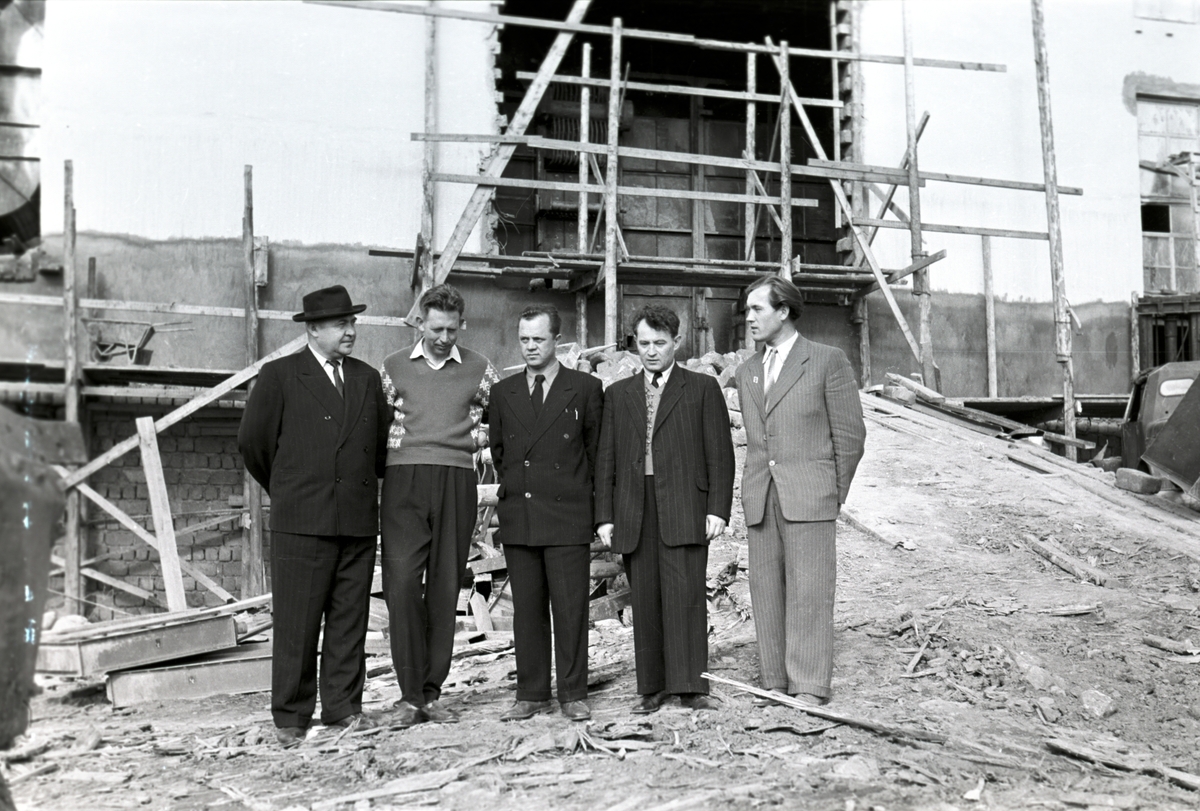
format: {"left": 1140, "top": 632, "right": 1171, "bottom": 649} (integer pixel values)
{"left": 379, "top": 284, "right": 499, "bottom": 726}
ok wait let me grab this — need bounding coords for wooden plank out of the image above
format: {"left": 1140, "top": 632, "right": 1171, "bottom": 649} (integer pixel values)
{"left": 983, "top": 236, "right": 998, "bottom": 397}
{"left": 136, "top": 417, "right": 188, "bottom": 612}
{"left": 419, "top": 11, "right": 436, "bottom": 292}
{"left": 49, "top": 554, "right": 161, "bottom": 605}
{"left": 514, "top": 70, "right": 841, "bottom": 108}
{"left": 589, "top": 589, "right": 631, "bottom": 621}
{"left": 694, "top": 36, "right": 1005, "bottom": 73}
{"left": 862, "top": 111, "right": 929, "bottom": 246}
{"left": 242, "top": 167, "right": 265, "bottom": 600}
{"left": 778, "top": 40, "right": 792, "bottom": 273}
{"left": 68, "top": 479, "right": 236, "bottom": 603}
{"left": 39, "top": 615, "right": 237, "bottom": 677}
{"left": 106, "top": 643, "right": 271, "bottom": 709}
{"left": 854, "top": 217, "right": 1049, "bottom": 241}
{"left": 469, "top": 591, "right": 494, "bottom": 633}
{"left": 416, "top": 0, "right": 592, "bottom": 321}
{"left": 63, "top": 159, "right": 84, "bottom": 612}
{"left": 433, "top": 172, "right": 819, "bottom": 208}
{"left": 767, "top": 40, "right": 921, "bottom": 365}
{"left": 855, "top": 249, "right": 946, "bottom": 298}
{"left": 62, "top": 334, "right": 306, "bottom": 489}
{"left": 809, "top": 158, "right": 1082, "bottom": 195}
{"left": 1022, "top": 534, "right": 1107, "bottom": 586}
{"left": 43, "top": 593, "right": 271, "bottom": 644}
{"left": 885, "top": 372, "right": 944, "bottom": 405}
{"left": 604, "top": 17, "right": 622, "bottom": 347}
{"left": 468, "top": 555, "right": 508, "bottom": 575}
{"left": 744, "top": 52, "right": 757, "bottom": 265}
{"left": 1031, "top": 0, "right": 1077, "bottom": 462}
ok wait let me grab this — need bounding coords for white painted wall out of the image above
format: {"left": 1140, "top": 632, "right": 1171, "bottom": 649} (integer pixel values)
{"left": 859, "top": 0, "right": 1200, "bottom": 304}
{"left": 38, "top": 0, "right": 500, "bottom": 251}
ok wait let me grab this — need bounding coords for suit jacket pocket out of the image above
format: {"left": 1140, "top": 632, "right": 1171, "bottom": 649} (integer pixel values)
{"left": 695, "top": 474, "right": 709, "bottom": 492}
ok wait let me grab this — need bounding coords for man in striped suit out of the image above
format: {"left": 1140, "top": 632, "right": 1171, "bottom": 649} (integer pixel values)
{"left": 239, "top": 285, "right": 390, "bottom": 746}
{"left": 595, "top": 304, "right": 735, "bottom": 713}
{"left": 735, "top": 276, "right": 866, "bottom": 707}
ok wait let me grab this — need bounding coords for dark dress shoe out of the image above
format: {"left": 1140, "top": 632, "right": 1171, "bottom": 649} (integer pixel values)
{"left": 389, "top": 700, "right": 428, "bottom": 728}
{"left": 275, "top": 726, "right": 306, "bottom": 748}
{"left": 680, "top": 693, "right": 719, "bottom": 711}
{"left": 791, "top": 692, "right": 828, "bottom": 707}
{"left": 560, "top": 700, "right": 591, "bottom": 721}
{"left": 423, "top": 699, "right": 458, "bottom": 724}
{"left": 327, "top": 712, "right": 378, "bottom": 730}
{"left": 632, "top": 691, "right": 668, "bottom": 715}
{"left": 501, "top": 700, "right": 553, "bottom": 721}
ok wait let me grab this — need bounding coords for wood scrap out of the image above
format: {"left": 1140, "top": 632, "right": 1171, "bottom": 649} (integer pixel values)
{"left": 702, "top": 672, "right": 945, "bottom": 744}
{"left": 885, "top": 372, "right": 945, "bottom": 405}
{"left": 309, "top": 768, "right": 461, "bottom": 810}
{"left": 1021, "top": 534, "right": 1108, "bottom": 586}
{"left": 1143, "top": 634, "right": 1200, "bottom": 656}
{"left": 1046, "top": 736, "right": 1200, "bottom": 791}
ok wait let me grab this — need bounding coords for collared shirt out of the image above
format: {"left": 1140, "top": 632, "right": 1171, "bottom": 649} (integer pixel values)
{"left": 526, "top": 360, "right": 560, "bottom": 395}
{"left": 309, "top": 344, "right": 343, "bottom": 390}
{"left": 410, "top": 339, "right": 463, "bottom": 371}
{"left": 764, "top": 330, "right": 799, "bottom": 389}
{"left": 643, "top": 361, "right": 675, "bottom": 475}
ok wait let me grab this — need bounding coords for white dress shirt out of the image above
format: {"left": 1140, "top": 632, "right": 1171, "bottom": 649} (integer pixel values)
{"left": 410, "top": 340, "right": 463, "bottom": 371}
{"left": 764, "top": 330, "right": 798, "bottom": 391}
{"left": 309, "top": 344, "right": 343, "bottom": 389}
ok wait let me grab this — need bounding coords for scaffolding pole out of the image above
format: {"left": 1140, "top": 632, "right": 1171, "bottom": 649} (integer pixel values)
{"left": 603, "top": 18, "right": 622, "bottom": 347}
{"left": 241, "top": 166, "right": 265, "bottom": 597}
{"left": 577, "top": 42, "right": 591, "bottom": 346}
{"left": 63, "top": 159, "right": 84, "bottom": 611}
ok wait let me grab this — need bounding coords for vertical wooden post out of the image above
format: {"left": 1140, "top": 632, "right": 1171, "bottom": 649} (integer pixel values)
{"left": 690, "top": 97, "right": 709, "bottom": 356}
{"left": 62, "top": 160, "right": 83, "bottom": 611}
{"left": 829, "top": 1, "right": 841, "bottom": 232}
{"left": 777, "top": 40, "right": 792, "bottom": 275}
{"left": 576, "top": 42, "right": 591, "bottom": 347}
{"left": 848, "top": 1, "right": 865, "bottom": 268}
{"left": 982, "top": 235, "right": 998, "bottom": 397}
{"left": 1031, "top": 0, "right": 1077, "bottom": 461}
{"left": 603, "top": 18, "right": 622, "bottom": 348}
{"left": 1129, "top": 291, "right": 1140, "bottom": 382}
{"left": 902, "top": 1, "right": 935, "bottom": 389}
{"left": 744, "top": 52, "right": 756, "bottom": 264}
{"left": 136, "top": 417, "right": 188, "bottom": 612}
{"left": 854, "top": 297, "right": 871, "bottom": 388}
{"left": 419, "top": 9, "right": 437, "bottom": 293}
{"left": 241, "top": 167, "right": 265, "bottom": 597}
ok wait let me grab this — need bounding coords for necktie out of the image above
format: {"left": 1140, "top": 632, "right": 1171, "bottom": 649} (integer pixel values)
{"left": 763, "top": 348, "right": 777, "bottom": 395}
{"left": 531, "top": 373, "right": 545, "bottom": 416}
{"left": 651, "top": 371, "right": 662, "bottom": 389}
{"left": 328, "top": 360, "right": 344, "bottom": 398}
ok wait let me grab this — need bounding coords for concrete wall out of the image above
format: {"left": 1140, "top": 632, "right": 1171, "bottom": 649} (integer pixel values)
{"left": 858, "top": 0, "right": 1200, "bottom": 305}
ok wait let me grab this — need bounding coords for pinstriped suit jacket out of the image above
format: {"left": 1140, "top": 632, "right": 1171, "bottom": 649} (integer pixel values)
{"left": 238, "top": 347, "right": 390, "bottom": 537}
{"left": 594, "top": 366, "right": 735, "bottom": 554}
{"left": 735, "top": 334, "right": 866, "bottom": 526}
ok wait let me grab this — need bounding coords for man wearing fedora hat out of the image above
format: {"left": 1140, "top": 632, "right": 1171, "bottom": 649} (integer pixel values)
{"left": 239, "top": 284, "right": 391, "bottom": 747}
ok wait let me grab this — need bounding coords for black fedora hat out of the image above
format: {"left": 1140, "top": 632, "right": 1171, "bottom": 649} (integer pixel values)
{"left": 292, "top": 285, "right": 368, "bottom": 322}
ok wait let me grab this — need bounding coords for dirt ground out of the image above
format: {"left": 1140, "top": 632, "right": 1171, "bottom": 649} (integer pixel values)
{"left": 6, "top": 394, "right": 1200, "bottom": 811}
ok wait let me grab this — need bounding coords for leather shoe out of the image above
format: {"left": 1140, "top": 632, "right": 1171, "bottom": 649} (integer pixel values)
{"left": 560, "top": 700, "right": 591, "bottom": 721}
{"left": 680, "top": 693, "right": 719, "bottom": 711}
{"left": 791, "top": 692, "right": 828, "bottom": 707}
{"left": 389, "top": 700, "right": 428, "bottom": 728}
{"left": 631, "top": 691, "right": 668, "bottom": 715}
{"left": 275, "top": 726, "right": 306, "bottom": 748}
{"left": 423, "top": 699, "right": 458, "bottom": 724}
{"left": 751, "top": 691, "right": 788, "bottom": 708}
{"left": 500, "top": 700, "right": 553, "bottom": 721}
{"left": 327, "top": 712, "right": 377, "bottom": 730}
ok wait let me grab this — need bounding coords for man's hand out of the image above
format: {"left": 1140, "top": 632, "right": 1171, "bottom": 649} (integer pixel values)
{"left": 596, "top": 523, "right": 615, "bottom": 549}
{"left": 704, "top": 515, "right": 727, "bottom": 541}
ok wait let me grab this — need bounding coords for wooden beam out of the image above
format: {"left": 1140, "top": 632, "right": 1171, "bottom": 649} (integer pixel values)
{"left": 576, "top": 42, "right": 591, "bottom": 346}
{"left": 810, "top": 158, "right": 1082, "bottom": 196}
{"left": 433, "top": 173, "right": 819, "bottom": 208}
{"left": 1031, "top": 0, "right": 1076, "bottom": 461}
{"left": 690, "top": 96, "right": 709, "bottom": 355}
{"left": 67, "top": 478, "right": 235, "bottom": 603}
{"left": 414, "top": 0, "right": 592, "bottom": 322}
{"left": 514, "top": 70, "right": 841, "bottom": 108}
{"left": 242, "top": 167, "right": 265, "bottom": 600}
{"left": 419, "top": 9, "right": 437, "bottom": 293}
{"left": 854, "top": 249, "right": 947, "bottom": 298}
{"left": 983, "top": 235, "right": 998, "bottom": 397}
{"left": 902, "top": 1, "right": 936, "bottom": 390}
{"left": 767, "top": 38, "right": 921, "bottom": 365}
{"left": 63, "top": 159, "right": 84, "bottom": 612}
{"left": 861, "top": 112, "right": 929, "bottom": 247}
{"left": 744, "top": 52, "right": 756, "bottom": 264}
{"left": 136, "top": 417, "right": 188, "bottom": 612}
{"left": 48, "top": 555, "right": 164, "bottom": 607}
{"left": 778, "top": 40, "right": 792, "bottom": 274}
{"left": 604, "top": 17, "right": 622, "bottom": 348}
{"left": 695, "top": 36, "right": 1005, "bottom": 73}
{"left": 61, "top": 334, "right": 307, "bottom": 489}
{"left": 854, "top": 218, "right": 1049, "bottom": 241}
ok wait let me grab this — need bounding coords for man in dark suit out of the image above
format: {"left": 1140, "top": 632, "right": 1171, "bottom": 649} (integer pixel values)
{"left": 735, "top": 275, "right": 865, "bottom": 707}
{"left": 238, "top": 285, "right": 390, "bottom": 747}
{"left": 595, "top": 304, "right": 735, "bottom": 714}
{"left": 489, "top": 304, "right": 603, "bottom": 722}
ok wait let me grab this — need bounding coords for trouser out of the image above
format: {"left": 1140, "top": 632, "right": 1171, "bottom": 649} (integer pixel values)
{"left": 623, "top": 478, "right": 709, "bottom": 696}
{"left": 505, "top": 543, "right": 591, "bottom": 703}
{"left": 747, "top": 481, "right": 837, "bottom": 699}
{"left": 380, "top": 464, "right": 476, "bottom": 705}
{"left": 270, "top": 531, "right": 376, "bottom": 728}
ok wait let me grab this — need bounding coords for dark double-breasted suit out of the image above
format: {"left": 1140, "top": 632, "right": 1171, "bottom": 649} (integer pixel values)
{"left": 239, "top": 347, "right": 390, "bottom": 729}
{"left": 489, "top": 366, "right": 603, "bottom": 703}
{"left": 594, "top": 366, "right": 735, "bottom": 696}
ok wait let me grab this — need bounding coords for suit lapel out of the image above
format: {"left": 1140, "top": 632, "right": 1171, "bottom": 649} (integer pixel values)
{"left": 765, "top": 335, "right": 810, "bottom": 416}
{"left": 336, "top": 360, "right": 368, "bottom": 448}
{"left": 652, "top": 367, "right": 686, "bottom": 435}
{"left": 745, "top": 352, "right": 766, "bottom": 417}
{"left": 623, "top": 376, "right": 647, "bottom": 439}
{"left": 297, "top": 349, "right": 345, "bottom": 426}
{"left": 528, "top": 372, "right": 574, "bottom": 446}
{"left": 506, "top": 374, "right": 537, "bottom": 432}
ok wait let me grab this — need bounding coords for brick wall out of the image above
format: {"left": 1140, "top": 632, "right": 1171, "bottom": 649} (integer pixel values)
{"left": 50, "top": 401, "right": 271, "bottom": 619}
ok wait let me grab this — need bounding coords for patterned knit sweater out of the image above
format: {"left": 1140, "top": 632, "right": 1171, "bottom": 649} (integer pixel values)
{"left": 380, "top": 344, "right": 499, "bottom": 469}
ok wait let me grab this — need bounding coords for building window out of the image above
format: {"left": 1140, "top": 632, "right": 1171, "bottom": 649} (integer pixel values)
{"left": 1134, "top": 0, "right": 1198, "bottom": 23}
{"left": 1138, "top": 98, "right": 1199, "bottom": 293}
